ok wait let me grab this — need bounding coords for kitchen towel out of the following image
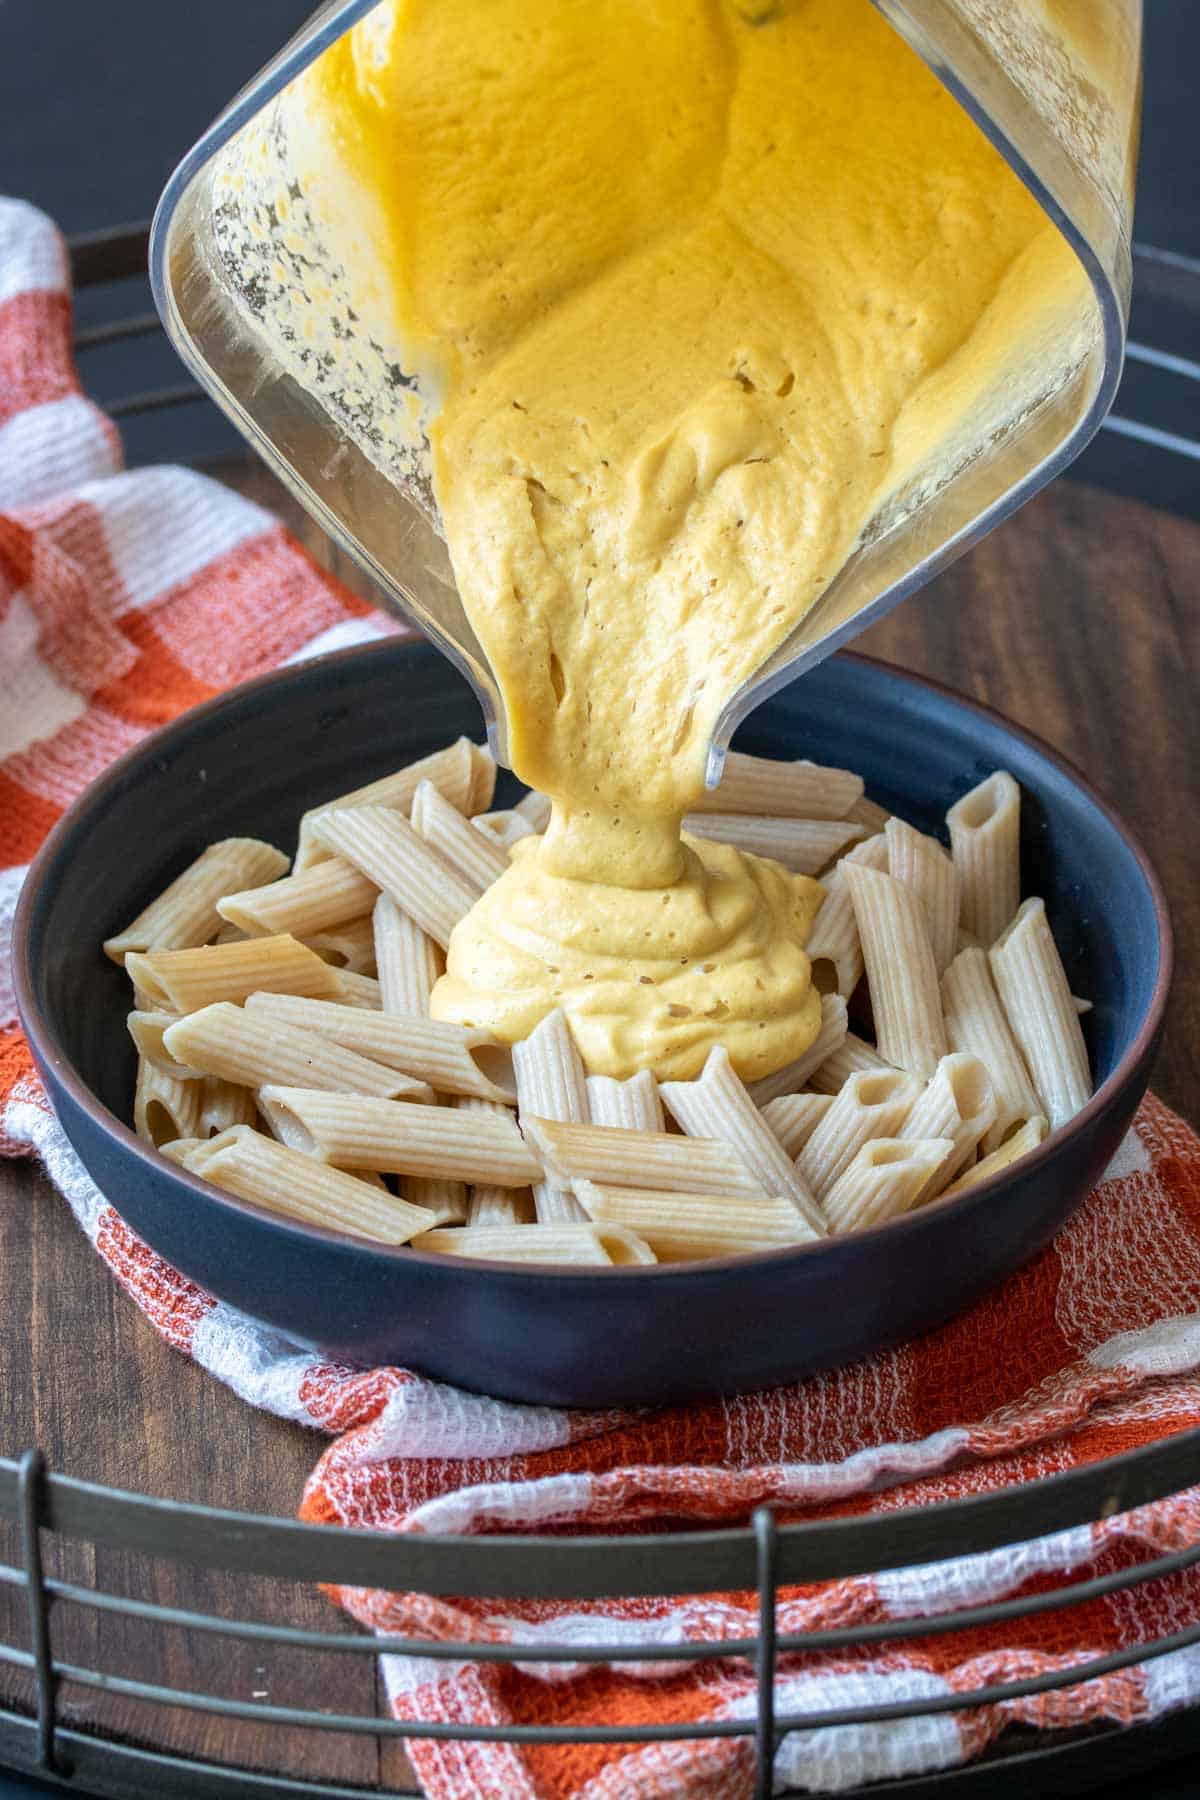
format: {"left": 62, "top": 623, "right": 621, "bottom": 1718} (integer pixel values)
{"left": 4, "top": 196, "right": 1200, "bottom": 1799}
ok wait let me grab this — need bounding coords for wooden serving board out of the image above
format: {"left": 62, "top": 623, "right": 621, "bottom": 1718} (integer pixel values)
{"left": 0, "top": 468, "right": 1196, "bottom": 1795}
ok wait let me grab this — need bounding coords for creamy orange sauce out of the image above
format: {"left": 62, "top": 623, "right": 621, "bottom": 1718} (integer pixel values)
{"left": 310, "top": 0, "right": 1083, "bottom": 1078}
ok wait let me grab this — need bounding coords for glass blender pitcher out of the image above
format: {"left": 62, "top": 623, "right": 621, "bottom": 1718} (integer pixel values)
{"left": 150, "top": 0, "right": 1141, "bottom": 783}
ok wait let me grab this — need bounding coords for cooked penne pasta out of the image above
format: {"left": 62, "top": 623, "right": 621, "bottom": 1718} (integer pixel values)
{"left": 125, "top": 934, "right": 340, "bottom": 1011}
{"left": 128, "top": 1009, "right": 202, "bottom": 1081}
{"left": 660, "top": 1047, "right": 825, "bottom": 1228}
{"left": 258, "top": 1086, "right": 541, "bottom": 1184}
{"left": 134, "top": 1055, "right": 203, "bottom": 1147}
{"left": 310, "top": 806, "right": 477, "bottom": 950}
{"left": 401, "top": 1176, "right": 469, "bottom": 1227}
{"left": 798, "top": 1068, "right": 921, "bottom": 1199}
{"left": 326, "top": 969, "right": 383, "bottom": 1010}
{"left": 758, "top": 1092, "right": 834, "bottom": 1159}
{"left": 807, "top": 1031, "right": 893, "bottom": 1096}
{"left": 682, "top": 814, "right": 867, "bottom": 874}
{"left": 846, "top": 795, "right": 891, "bottom": 835}
{"left": 294, "top": 737, "right": 477, "bottom": 870}
{"left": 941, "top": 946, "right": 1043, "bottom": 1150}
{"left": 197, "top": 1077, "right": 258, "bottom": 1137}
{"left": 172, "top": 1125, "right": 436, "bottom": 1244}
{"left": 216, "top": 857, "right": 377, "bottom": 940}
{"left": 746, "top": 993, "right": 848, "bottom": 1105}
{"left": 690, "top": 750, "right": 864, "bottom": 820}
{"left": 575, "top": 1181, "right": 821, "bottom": 1259}
{"left": 104, "top": 838, "right": 288, "bottom": 964}
{"left": 302, "top": 915, "right": 377, "bottom": 974}
{"left": 523, "top": 1115, "right": 765, "bottom": 1198}
{"left": 412, "top": 1224, "right": 655, "bottom": 1265}
{"left": 948, "top": 770, "right": 1021, "bottom": 946}
{"left": 467, "top": 742, "right": 498, "bottom": 815}
{"left": 842, "top": 863, "right": 947, "bottom": 1079}
{"left": 243, "top": 993, "right": 515, "bottom": 1102}
{"left": 898, "top": 1053, "right": 997, "bottom": 1197}
{"left": 886, "top": 817, "right": 960, "bottom": 975}
{"left": 823, "top": 1137, "right": 955, "bottom": 1233}
{"left": 412, "top": 778, "right": 509, "bottom": 894}
{"left": 801, "top": 833, "right": 890, "bottom": 999}
{"left": 458, "top": 1097, "right": 535, "bottom": 1223}
{"left": 513, "top": 1009, "right": 591, "bottom": 1224}
{"left": 514, "top": 789, "right": 553, "bottom": 830}
{"left": 940, "top": 1115, "right": 1049, "bottom": 1197}
{"left": 163, "top": 1003, "right": 434, "bottom": 1101}
{"left": 472, "top": 809, "right": 537, "bottom": 850}
{"left": 372, "top": 894, "right": 442, "bottom": 1016}
{"left": 585, "top": 1070, "right": 665, "bottom": 1133}
{"left": 989, "top": 897, "right": 1092, "bottom": 1129}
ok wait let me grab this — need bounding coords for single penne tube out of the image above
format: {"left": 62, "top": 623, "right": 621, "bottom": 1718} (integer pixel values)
{"left": 217, "top": 857, "right": 378, "bottom": 939}
{"left": 293, "top": 737, "right": 477, "bottom": 870}
{"left": 134, "top": 1055, "right": 203, "bottom": 1148}
{"left": 373, "top": 893, "right": 443, "bottom": 1015}
{"left": 759, "top": 1092, "right": 834, "bottom": 1159}
{"left": 941, "top": 946, "right": 1042, "bottom": 1151}
{"left": 808, "top": 1031, "right": 893, "bottom": 1096}
{"left": 412, "top": 1224, "right": 656, "bottom": 1266}
{"left": 746, "top": 994, "right": 848, "bottom": 1105}
{"left": 989, "top": 897, "right": 1092, "bottom": 1129}
{"left": 798, "top": 1068, "right": 922, "bottom": 1199}
{"left": 125, "top": 934, "right": 340, "bottom": 1011}
{"left": 823, "top": 1137, "right": 955, "bottom": 1233}
{"left": 472, "top": 809, "right": 537, "bottom": 850}
{"left": 842, "top": 863, "right": 947, "bottom": 1079}
{"left": 682, "top": 815, "right": 867, "bottom": 874}
{"left": 522, "top": 1115, "right": 766, "bottom": 1198}
{"left": 258, "top": 1086, "right": 541, "bottom": 1184}
{"left": 402, "top": 1176, "right": 468, "bottom": 1227}
{"left": 802, "top": 833, "right": 891, "bottom": 999}
{"left": 575, "top": 1181, "right": 822, "bottom": 1260}
{"left": 104, "top": 838, "right": 288, "bottom": 963}
{"left": 411, "top": 779, "right": 509, "bottom": 895}
{"left": 174, "top": 1125, "right": 436, "bottom": 1244}
{"left": 846, "top": 795, "right": 891, "bottom": 835}
{"left": 940, "top": 1116, "right": 1049, "bottom": 1198}
{"left": 243, "top": 993, "right": 515, "bottom": 1102}
{"left": 947, "top": 770, "right": 1021, "bottom": 946}
{"left": 691, "top": 750, "right": 863, "bottom": 820}
{"left": 660, "top": 1047, "right": 825, "bottom": 1230}
{"left": 198, "top": 1077, "right": 258, "bottom": 1137}
{"left": 898, "top": 1053, "right": 997, "bottom": 1197}
{"left": 514, "top": 789, "right": 553, "bottom": 830}
{"left": 885, "top": 817, "right": 960, "bottom": 975}
{"left": 128, "top": 1009, "right": 203, "bottom": 1081}
{"left": 310, "top": 806, "right": 477, "bottom": 950}
{"left": 585, "top": 1069, "right": 665, "bottom": 1133}
{"left": 163, "top": 1004, "right": 434, "bottom": 1101}
{"left": 467, "top": 742, "right": 497, "bottom": 815}
{"left": 458, "top": 1097, "right": 535, "bottom": 1224}
{"left": 513, "top": 1009, "right": 590, "bottom": 1224}
{"left": 327, "top": 970, "right": 383, "bottom": 1010}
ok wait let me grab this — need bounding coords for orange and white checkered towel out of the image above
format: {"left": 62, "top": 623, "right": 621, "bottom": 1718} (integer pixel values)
{"left": 4, "top": 197, "right": 1200, "bottom": 1799}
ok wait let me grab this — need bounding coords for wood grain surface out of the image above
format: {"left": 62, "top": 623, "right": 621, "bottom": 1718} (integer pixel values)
{"left": 0, "top": 466, "right": 1196, "bottom": 1794}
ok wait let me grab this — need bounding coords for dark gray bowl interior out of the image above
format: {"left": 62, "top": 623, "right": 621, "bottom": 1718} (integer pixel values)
{"left": 15, "top": 644, "right": 1170, "bottom": 1405}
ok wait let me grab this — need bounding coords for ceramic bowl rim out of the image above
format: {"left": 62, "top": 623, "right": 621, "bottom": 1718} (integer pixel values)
{"left": 13, "top": 643, "right": 1174, "bottom": 1285}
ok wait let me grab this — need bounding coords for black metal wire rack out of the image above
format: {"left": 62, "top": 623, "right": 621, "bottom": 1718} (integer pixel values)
{"left": 1, "top": 222, "right": 1197, "bottom": 1800}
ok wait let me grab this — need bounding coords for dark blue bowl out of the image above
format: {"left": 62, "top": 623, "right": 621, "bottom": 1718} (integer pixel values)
{"left": 14, "top": 644, "right": 1172, "bottom": 1406}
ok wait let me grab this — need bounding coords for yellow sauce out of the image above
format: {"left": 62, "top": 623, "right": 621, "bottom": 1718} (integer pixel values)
{"left": 312, "top": 0, "right": 1084, "bottom": 1079}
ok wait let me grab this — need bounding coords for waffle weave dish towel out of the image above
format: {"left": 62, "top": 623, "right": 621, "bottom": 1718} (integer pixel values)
{"left": 4, "top": 197, "right": 1200, "bottom": 1799}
